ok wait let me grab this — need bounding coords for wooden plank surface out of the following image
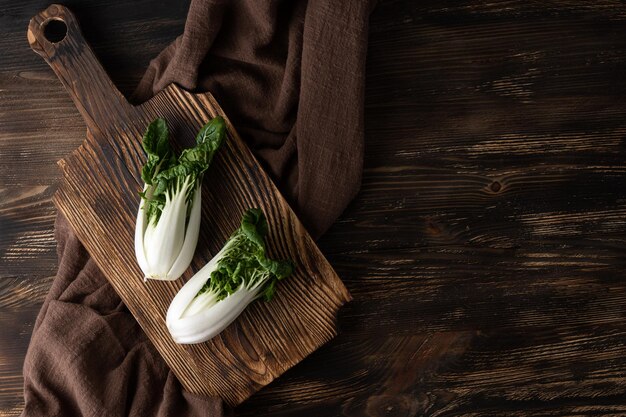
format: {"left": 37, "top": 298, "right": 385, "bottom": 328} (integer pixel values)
{"left": 3, "top": 0, "right": 626, "bottom": 415}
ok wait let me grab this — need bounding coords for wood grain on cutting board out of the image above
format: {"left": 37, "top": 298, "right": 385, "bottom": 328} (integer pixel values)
{"left": 26, "top": 4, "right": 350, "bottom": 406}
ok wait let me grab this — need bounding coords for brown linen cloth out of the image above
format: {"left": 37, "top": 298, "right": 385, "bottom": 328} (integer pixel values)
{"left": 22, "top": 0, "right": 373, "bottom": 415}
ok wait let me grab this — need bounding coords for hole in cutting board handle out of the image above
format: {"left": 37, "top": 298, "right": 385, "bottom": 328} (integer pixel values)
{"left": 43, "top": 18, "right": 67, "bottom": 43}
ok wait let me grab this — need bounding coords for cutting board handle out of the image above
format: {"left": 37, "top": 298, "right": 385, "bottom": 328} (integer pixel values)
{"left": 27, "top": 4, "right": 132, "bottom": 131}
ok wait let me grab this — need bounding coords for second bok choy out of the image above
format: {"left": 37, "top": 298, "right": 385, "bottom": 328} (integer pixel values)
{"left": 135, "top": 116, "right": 225, "bottom": 281}
{"left": 166, "top": 208, "right": 293, "bottom": 344}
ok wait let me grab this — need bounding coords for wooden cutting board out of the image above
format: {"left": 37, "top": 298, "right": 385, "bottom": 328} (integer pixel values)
{"left": 28, "top": 4, "right": 351, "bottom": 406}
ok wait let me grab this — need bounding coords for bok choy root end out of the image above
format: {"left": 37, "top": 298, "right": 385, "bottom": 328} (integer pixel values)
{"left": 135, "top": 116, "right": 226, "bottom": 281}
{"left": 166, "top": 208, "right": 294, "bottom": 344}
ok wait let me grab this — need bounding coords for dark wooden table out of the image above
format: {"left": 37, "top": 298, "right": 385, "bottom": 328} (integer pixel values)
{"left": 3, "top": 1, "right": 626, "bottom": 415}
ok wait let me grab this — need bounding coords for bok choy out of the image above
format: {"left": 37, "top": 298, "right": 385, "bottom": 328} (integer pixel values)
{"left": 166, "top": 208, "right": 293, "bottom": 344}
{"left": 135, "top": 117, "right": 225, "bottom": 281}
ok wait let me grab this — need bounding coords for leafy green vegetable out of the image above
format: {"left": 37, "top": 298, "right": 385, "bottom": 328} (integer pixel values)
{"left": 166, "top": 208, "right": 294, "bottom": 344}
{"left": 135, "top": 116, "right": 226, "bottom": 281}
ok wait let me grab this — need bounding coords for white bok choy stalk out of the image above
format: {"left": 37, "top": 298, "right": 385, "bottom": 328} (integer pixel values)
{"left": 135, "top": 117, "right": 225, "bottom": 281}
{"left": 166, "top": 208, "right": 293, "bottom": 344}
